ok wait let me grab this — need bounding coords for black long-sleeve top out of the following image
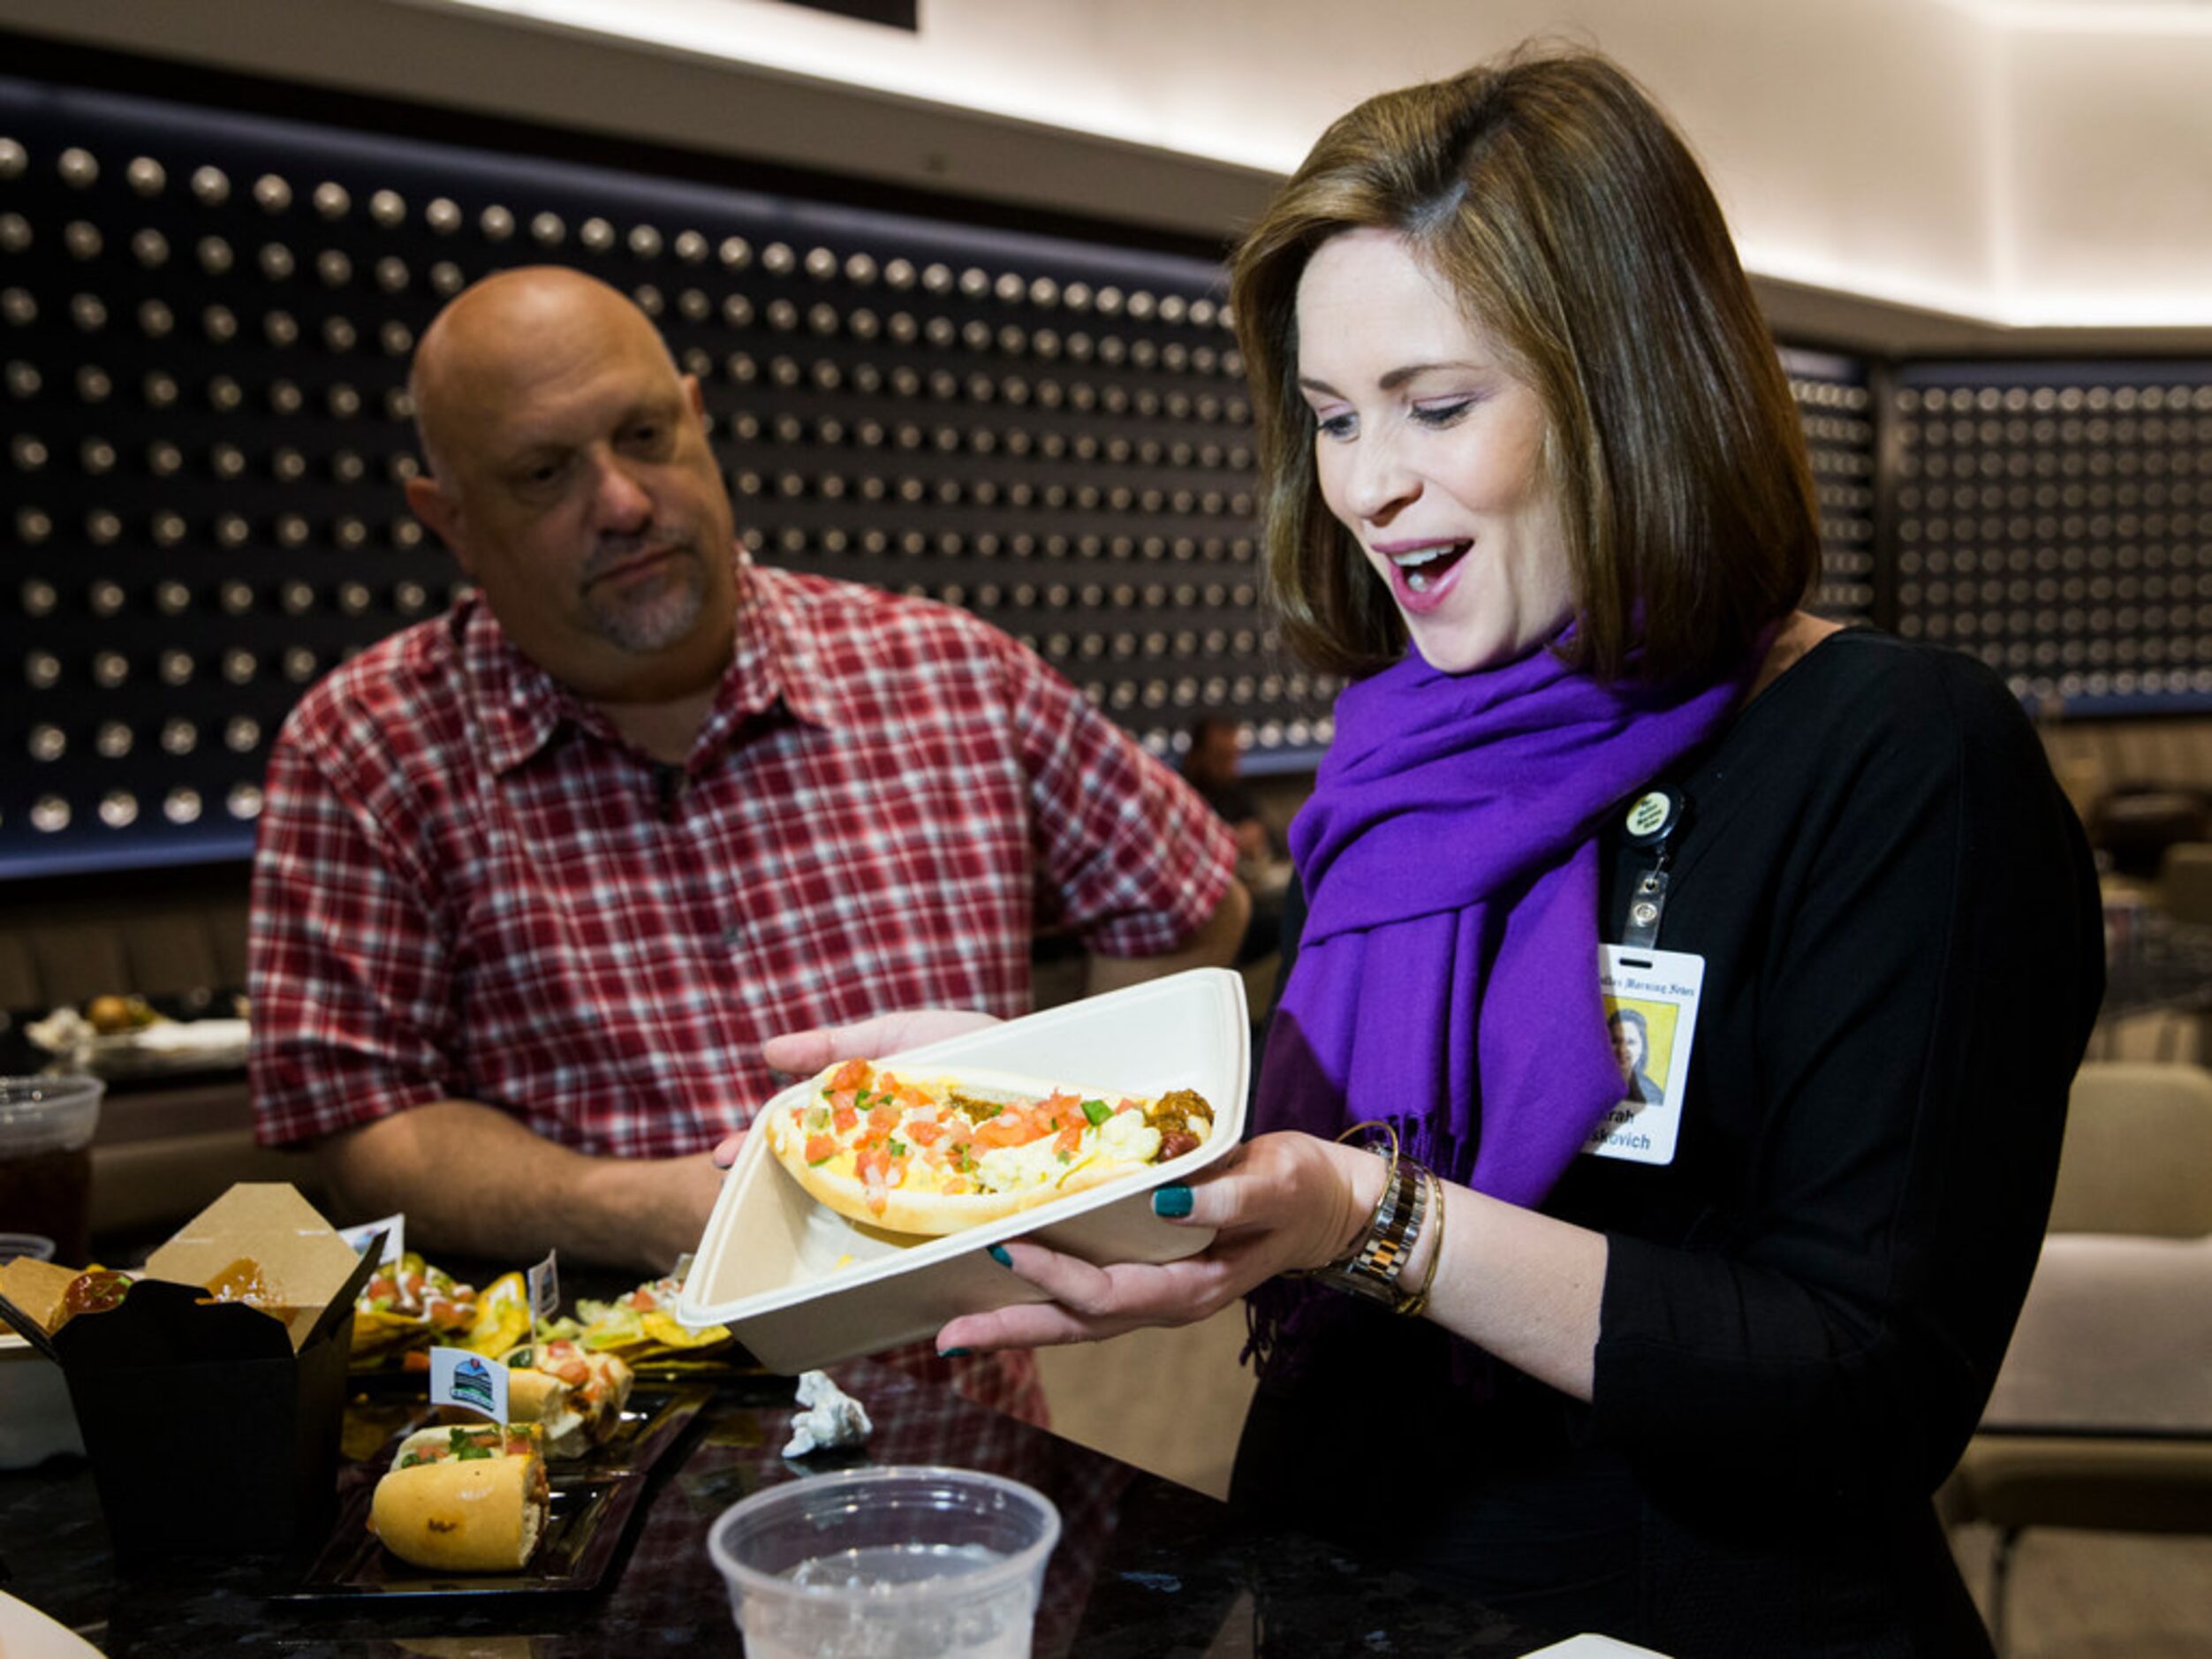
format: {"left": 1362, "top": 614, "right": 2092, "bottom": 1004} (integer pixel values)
{"left": 1234, "top": 632, "right": 2105, "bottom": 1655}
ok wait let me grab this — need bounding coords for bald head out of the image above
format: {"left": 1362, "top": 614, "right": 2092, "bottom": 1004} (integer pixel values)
{"left": 410, "top": 267, "right": 678, "bottom": 488}
{"left": 398, "top": 264, "right": 739, "bottom": 707}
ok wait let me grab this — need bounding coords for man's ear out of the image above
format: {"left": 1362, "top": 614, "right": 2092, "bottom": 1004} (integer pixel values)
{"left": 405, "top": 473, "right": 473, "bottom": 575}
{"left": 683, "top": 373, "right": 706, "bottom": 424}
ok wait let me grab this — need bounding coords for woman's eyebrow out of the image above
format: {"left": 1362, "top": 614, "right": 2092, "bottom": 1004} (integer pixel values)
{"left": 1297, "top": 360, "right": 1485, "bottom": 397}
{"left": 1382, "top": 360, "right": 1484, "bottom": 390}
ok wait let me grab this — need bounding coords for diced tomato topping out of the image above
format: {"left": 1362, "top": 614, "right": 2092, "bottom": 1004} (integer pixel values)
{"left": 943, "top": 1178, "right": 969, "bottom": 1195}
{"left": 804, "top": 1133, "right": 838, "bottom": 1165}
{"left": 625, "top": 1289, "right": 656, "bottom": 1311}
{"left": 995, "top": 1110, "right": 1052, "bottom": 1150}
{"left": 867, "top": 1102, "right": 903, "bottom": 1135}
{"left": 855, "top": 1144, "right": 891, "bottom": 1183}
{"left": 832, "top": 1103, "right": 858, "bottom": 1133}
{"left": 1055, "top": 1121, "right": 1084, "bottom": 1155}
{"left": 895, "top": 1081, "right": 932, "bottom": 1109}
{"left": 1116, "top": 1098, "right": 1143, "bottom": 1115}
{"left": 829, "top": 1059, "right": 874, "bottom": 1093}
{"left": 904, "top": 1117, "right": 943, "bottom": 1147}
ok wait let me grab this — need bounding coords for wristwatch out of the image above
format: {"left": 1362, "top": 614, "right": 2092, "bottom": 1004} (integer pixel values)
{"left": 1307, "top": 1149, "right": 1428, "bottom": 1307}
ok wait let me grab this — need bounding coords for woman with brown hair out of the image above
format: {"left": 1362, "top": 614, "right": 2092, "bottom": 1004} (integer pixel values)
{"left": 900, "top": 47, "right": 2099, "bottom": 1654}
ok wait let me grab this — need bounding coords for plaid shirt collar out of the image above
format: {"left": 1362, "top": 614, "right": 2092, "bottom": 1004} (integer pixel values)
{"left": 459, "top": 549, "right": 844, "bottom": 775}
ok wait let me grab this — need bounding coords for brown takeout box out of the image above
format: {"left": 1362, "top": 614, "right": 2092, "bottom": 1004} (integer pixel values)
{"left": 0, "top": 1184, "right": 380, "bottom": 1563}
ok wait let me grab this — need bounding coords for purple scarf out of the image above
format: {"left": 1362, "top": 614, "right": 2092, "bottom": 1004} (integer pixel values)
{"left": 1247, "top": 639, "right": 1748, "bottom": 1371}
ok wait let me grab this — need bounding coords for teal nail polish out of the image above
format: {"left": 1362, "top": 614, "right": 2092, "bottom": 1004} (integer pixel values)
{"left": 987, "top": 1245, "right": 1012, "bottom": 1267}
{"left": 1153, "top": 1184, "right": 1193, "bottom": 1219}
{"left": 938, "top": 1348, "right": 972, "bottom": 1359}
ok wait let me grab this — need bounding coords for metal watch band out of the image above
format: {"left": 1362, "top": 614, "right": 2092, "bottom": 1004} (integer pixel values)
{"left": 1312, "top": 1154, "right": 1428, "bottom": 1307}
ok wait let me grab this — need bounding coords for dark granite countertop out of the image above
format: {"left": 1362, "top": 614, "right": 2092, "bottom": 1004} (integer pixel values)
{"left": 0, "top": 1354, "right": 1549, "bottom": 1657}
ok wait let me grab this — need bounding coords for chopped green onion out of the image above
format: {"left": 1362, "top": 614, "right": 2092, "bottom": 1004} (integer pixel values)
{"left": 1081, "top": 1098, "right": 1111, "bottom": 1126}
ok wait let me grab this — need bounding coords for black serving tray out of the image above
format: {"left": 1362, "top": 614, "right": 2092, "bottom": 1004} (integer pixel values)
{"left": 276, "top": 1382, "right": 710, "bottom": 1602}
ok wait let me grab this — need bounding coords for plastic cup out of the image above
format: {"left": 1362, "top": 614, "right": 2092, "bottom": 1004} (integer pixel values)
{"left": 0, "top": 1076, "right": 104, "bottom": 1267}
{"left": 708, "top": 1465, "right": 1061, "bottom": 1658}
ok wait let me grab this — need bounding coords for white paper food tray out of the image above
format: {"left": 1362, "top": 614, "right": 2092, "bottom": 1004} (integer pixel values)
{"left": 676, "top": 967, "right": 1248, "bottom": 1373}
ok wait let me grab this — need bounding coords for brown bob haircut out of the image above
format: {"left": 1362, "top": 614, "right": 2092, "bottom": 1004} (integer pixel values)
{"left": 1231, "top": 48, "right": 1821, "bottom": 686}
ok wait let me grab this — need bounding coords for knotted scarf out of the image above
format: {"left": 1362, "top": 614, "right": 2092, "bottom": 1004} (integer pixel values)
{"left": 1246, "top": 636, "right": 1752, "bottom": 1373}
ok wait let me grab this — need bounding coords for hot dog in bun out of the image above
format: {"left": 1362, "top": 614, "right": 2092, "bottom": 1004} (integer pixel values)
{"left": 498, "top": 1339, "right": 633, "bottom": 1457}
{"left": 368, "top": 1423, "right": 549, "bottom": 1572}
{"left": 765, "top": 1059, "right": 1215, "bottom": 1235}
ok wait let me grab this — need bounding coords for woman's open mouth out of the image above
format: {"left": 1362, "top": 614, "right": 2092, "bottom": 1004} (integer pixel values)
{"left": 1379, "top": 540, "right": 1473, "bottom": 608}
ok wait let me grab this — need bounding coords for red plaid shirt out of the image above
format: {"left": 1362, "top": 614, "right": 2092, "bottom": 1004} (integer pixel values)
{"left": 248, "top": 557, "right": 1233, "bottom": 1421}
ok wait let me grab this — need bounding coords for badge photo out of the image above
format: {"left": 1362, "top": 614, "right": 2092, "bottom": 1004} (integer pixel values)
{"left": 1586, "top": 944, "right": 1705, "bottom": 1166}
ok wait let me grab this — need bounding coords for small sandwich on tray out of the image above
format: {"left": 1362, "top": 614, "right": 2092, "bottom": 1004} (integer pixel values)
{"left": 764, "top": 1058, "right": 1216, "bottom": 1235}
{"left": 495, "top": 1338, "right": 634, "bottom": 1458}
{"left": 368, "top": 1422, "right": 549, "bottom": 1572}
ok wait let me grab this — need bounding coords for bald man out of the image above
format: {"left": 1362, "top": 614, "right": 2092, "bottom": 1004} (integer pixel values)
{"left": 248, "top": 269, "right": 1246, "bottom": 1381}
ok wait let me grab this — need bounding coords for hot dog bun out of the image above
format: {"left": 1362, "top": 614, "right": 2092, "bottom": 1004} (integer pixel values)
{"left": 369, "top": 1454, "right": 547, "bottom": 1572}
{"left": 500, "top": 1367, "right": 583, "bottom": 1449}
{"left": 369, "top": 1425, "right": 549, "bottom": 1572}
{"left": 500, "top": 1341, "right": 633, "bottom": 1457}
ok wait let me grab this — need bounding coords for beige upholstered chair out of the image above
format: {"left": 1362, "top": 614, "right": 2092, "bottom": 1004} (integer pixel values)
{"left": 2159, "top": 842, "right": 2212, "bottom": 928}
{"left": 1940, "top": 1062, "right": 2212, "bottom": 1653}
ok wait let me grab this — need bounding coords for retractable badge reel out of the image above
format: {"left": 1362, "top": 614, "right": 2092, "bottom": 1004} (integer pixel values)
{"left": 1618, "top": 786, "right": 1688, "bottom": 950}
{"left": 1589, "top": 784, "right": 1704, "bottom": 1168}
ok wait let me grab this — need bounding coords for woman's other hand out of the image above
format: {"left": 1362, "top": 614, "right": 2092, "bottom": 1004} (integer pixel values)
{"left": 933, "top": 1130, "right": 1383, "bottom": 1352}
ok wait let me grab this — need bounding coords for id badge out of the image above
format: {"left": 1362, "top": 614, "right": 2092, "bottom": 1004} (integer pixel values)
{"left": 1584, "top": 943, "right": 1706, "bottom": 1166}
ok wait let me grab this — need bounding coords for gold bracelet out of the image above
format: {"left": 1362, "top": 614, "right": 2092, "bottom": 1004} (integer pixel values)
{"left": 1303, "top": 1119, "right": 1398, "bottom": 1269}
{"left": 1392, "top": 1166, "right": 1447, "bottom": 1319}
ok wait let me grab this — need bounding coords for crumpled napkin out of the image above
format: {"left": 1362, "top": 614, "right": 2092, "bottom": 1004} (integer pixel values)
{"left": 782, "top": 1368, "right": 873, "bottom": 1457}
{"left": 24, "top": 1007, "right": 93, "bottom": 1057}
